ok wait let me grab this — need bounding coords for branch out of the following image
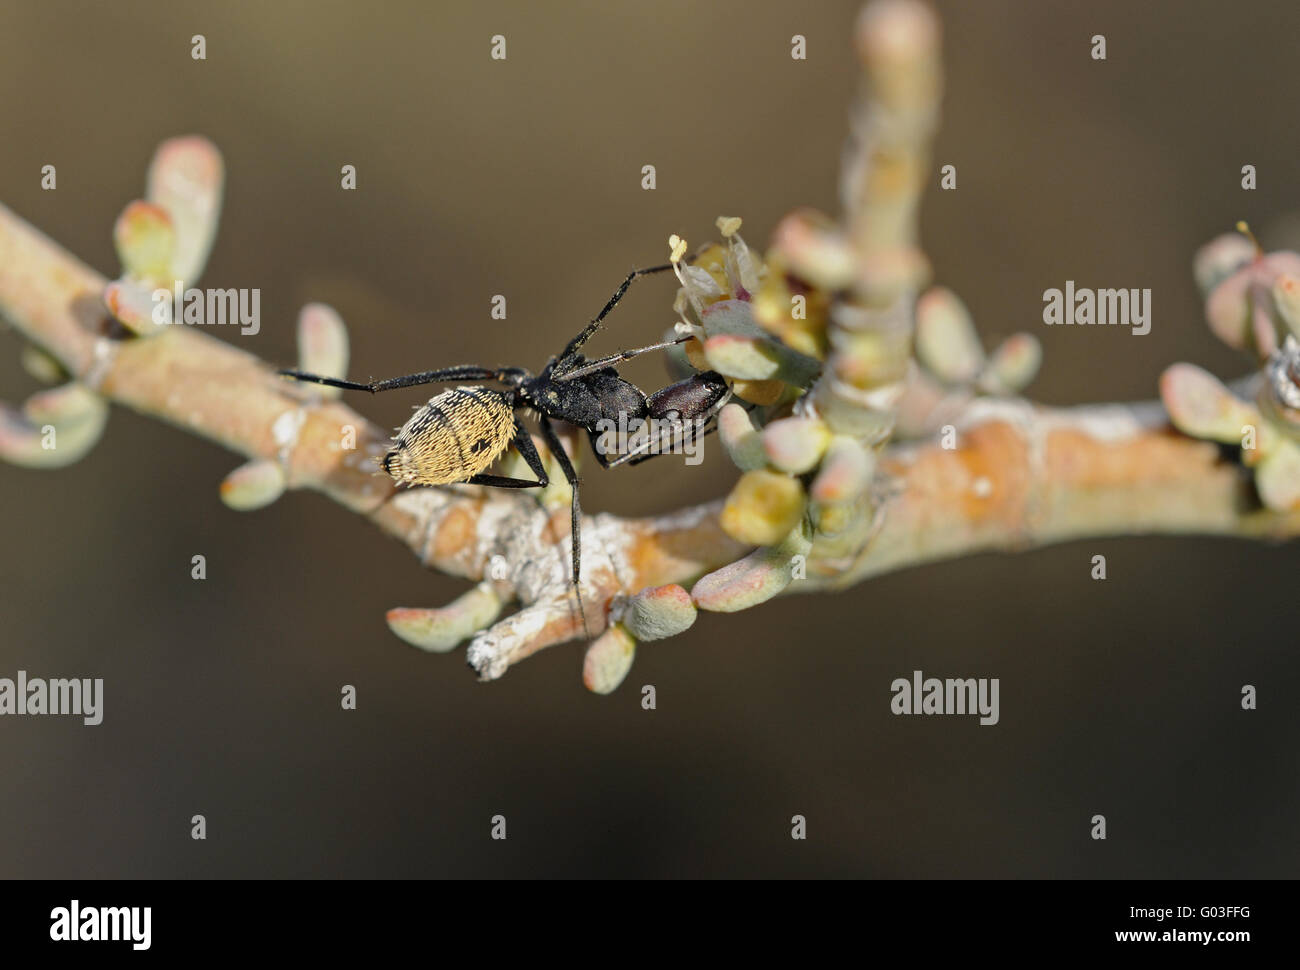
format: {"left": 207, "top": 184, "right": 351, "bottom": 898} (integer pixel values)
{"left": 3, "top": 199, "right": 1293, "bottom": 666}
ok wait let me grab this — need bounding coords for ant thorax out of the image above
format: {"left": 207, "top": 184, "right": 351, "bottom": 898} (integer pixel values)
{"left": 519, "top": 374, "right": 610, "bottom": 429}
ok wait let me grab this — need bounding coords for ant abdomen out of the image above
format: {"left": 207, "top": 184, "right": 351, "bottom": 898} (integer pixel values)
{"left": 385, "top": 385, "right": 515, "bottom": 486}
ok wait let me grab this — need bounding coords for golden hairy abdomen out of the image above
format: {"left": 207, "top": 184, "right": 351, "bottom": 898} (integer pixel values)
{"left": 382, "top": 386, "right": 515, "bottom": 486}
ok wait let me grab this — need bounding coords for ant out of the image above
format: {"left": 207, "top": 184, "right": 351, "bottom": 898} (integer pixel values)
{"left": 278, "top": 261, "right": 731, "bottom": 633}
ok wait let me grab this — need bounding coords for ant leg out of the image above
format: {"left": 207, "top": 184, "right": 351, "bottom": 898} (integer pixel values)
{"left": 554, "top": 335, "right": 692, "bottom": 382}
{"left": 278, "top": 364, "right": 499, "bottom": 394}
{"left": 538, "top": 416, "right": 589, "bottom": 636}
{"left": 583, "top": 427, "right": 621, "bottom": 470}
{"left": 625, "top": 418, "right": 719, "bottom": 467}
{"left": 556, "top": 260, "right": 685, "bottom": 364}
{"left": 465, "top": 420, "right": 549, "bottom": 488}
{"left": 582, "top": 419, "right": 666, "bottom": 469}
{"left": 605, "top": 414, "right": 721, "bottom": 468}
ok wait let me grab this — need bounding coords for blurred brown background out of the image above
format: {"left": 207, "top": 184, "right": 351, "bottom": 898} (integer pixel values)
{"left": 0, "top": 0, "right": 1296, "bottom": 878}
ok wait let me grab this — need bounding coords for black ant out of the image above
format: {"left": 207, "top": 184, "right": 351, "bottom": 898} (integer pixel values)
{"left": 278, "top": 261, "right": 731, "bottom": 632}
